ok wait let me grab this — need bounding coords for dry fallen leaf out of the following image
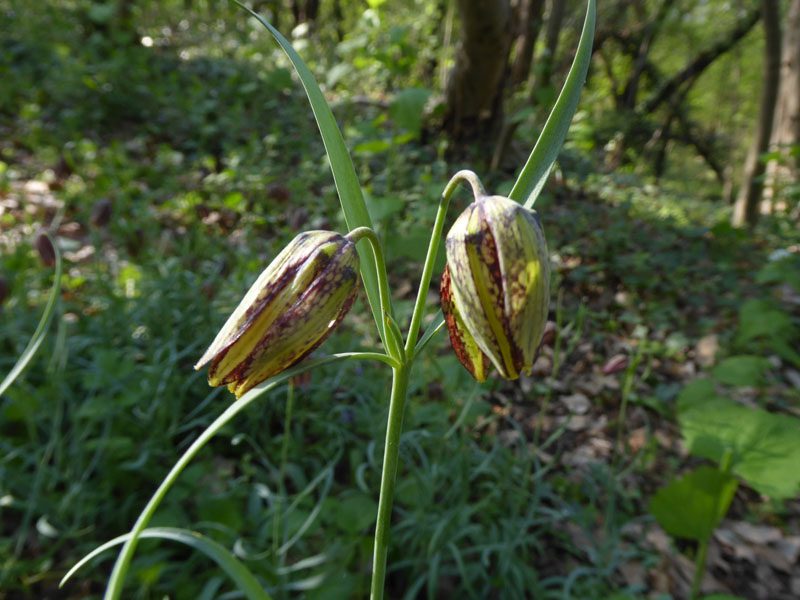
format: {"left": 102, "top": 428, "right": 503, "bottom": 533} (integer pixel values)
{"left": 730, "top": 521, "right": 783, "bottom": 546}
{"left": 561, "top": 392, "right": 591, "bottom": 414}
{"left": 628, "top": 427, "right": 648, "bottom": 453}
{"left": 696, "top": 334, "right": 719, "bottom": 367}
{"left": 602, "top": 353, "right": 628, "bottom": 374}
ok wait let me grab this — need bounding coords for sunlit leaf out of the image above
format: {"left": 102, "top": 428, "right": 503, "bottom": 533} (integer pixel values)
{"left": 0, "top": 233, "right": 62, "bottom": 397}
{"left": 510, "top": 0, "right": 596, "bottom": 209}
{"left": 678, "top": 387, "right": 800, "bottom": 499}
{"left": 233, "top": 1, "right": 387, "bottom": 345}
{"left": 61, "top": 527, "right": 271, "bottom": 600}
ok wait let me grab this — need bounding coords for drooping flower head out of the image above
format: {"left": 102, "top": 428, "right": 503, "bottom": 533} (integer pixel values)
{"left": 196, "top": 231, "right": 359, "bottom": 397}
{"left": 442, "top": 194, "right": 550, "bottom": 381}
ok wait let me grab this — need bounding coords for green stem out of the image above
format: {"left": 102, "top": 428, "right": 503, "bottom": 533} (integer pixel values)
{"left": 405, "top": 169, "right": 483, "bottom": 357}
{"left": 101, "top": 352, "right": 388, "bottom": 600}
{"left": 347, "top": 227, "right": 402, "bottom": 360}
{"left": 370, "top": 364, "right": 411, "bottom": 600}
{"left": 615, "top": 341, "right": 645, "bottom": 462}
{"left": 690, "top": 449, "right": 733, "bottom": 600}
{"left": 690, "top": 534, "right": 709, "bottom": 600}
{"left": 0, "top": 232, "right": 62, "bottom": 397}
{"left": 347, "top": 227, "right": 392, "bottom": 319}
{"left": 273, "top": 381, "right": 294, "bottom": 594}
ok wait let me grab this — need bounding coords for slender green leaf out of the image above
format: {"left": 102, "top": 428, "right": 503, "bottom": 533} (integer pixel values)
{"left": 62, "top": 527, "right": 271, "bottom": 600}
{"left": 510, "top": 0, "right": 596, "bottom": 209}
{"left": 413, "top": 310, "right": 445, "bottom": 358}
{"left": 0, "top": 233, "right": 62, "bottom": 397}
{"left": 233, "top": 2, "right": 386, "bottom": 344}
{"left": 99, "top": 352, "right": 386, "bottom": 600}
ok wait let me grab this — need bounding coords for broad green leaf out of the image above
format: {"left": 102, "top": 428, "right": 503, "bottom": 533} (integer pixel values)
{"left": 61, "top": 527, "right": 271, "bottom": 600}
{"left": 649, "top": 466, "right": 738, "bottom": 541}
{"left": 712, "top": 355, "right": 771, "bottom": 388}
{"left": 364, "top": 194, "right": 404, "bottom": 222}
{"left": 234, "top": 2, "right": 386, "bottom": 344}
{"left": 391, "top": 87, "right": 432, "bottom": 135}
{"left": 676, "top": 378, "right": 717, "bottom": 412}
{"left": 510, "top": 0, "right": 596, "bottom": 209}
{"left": 756, "top": 255, "right": 800, "bottom": 292}
{"left": 679, "top": 394, "right": 800, "bottom": 499}
{"left": 386, "top": 228, "right": 433, "bottom": 262}
{"left": 0, "top": 233, "right": 62, "bottom": 397}
{"left": 736, "top": 299, "right": 795, "bottom": 345}
{"left": 702, "top": 595, "right": 749, "bottom": 600}
{"left": 354, "top": 139, "right": 392, "bottom": 154}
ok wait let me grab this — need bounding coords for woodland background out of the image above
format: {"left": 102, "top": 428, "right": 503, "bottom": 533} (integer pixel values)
{"left": 1, "top": 0, "right": 799, "bottom": 598}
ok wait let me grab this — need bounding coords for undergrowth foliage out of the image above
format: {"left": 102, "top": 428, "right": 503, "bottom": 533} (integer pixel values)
{"left": 1, "top": 2, "right": 799, "bottom": 600}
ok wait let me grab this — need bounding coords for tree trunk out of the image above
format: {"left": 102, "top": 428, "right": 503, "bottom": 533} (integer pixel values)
{"left": 443, "top": 0, "right": 512, "bottom": 146}
{"left": 532, "top": 0, "right": 566, "bottom": 95}
{"left": 733, "top": 0, "right": 782, "bottom": 227}
{"left": 764, "top": 0, "right": 800, "bottom": 214}
{"left": 292, "top": 0, "right": 320, "bottom": 28}
{"left": 510, "top": 0, "right": 546, "bottom": 87}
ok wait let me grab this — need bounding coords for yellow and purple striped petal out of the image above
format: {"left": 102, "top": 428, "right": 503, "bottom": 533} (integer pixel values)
{"left": 444, "top": 195, "right": 549, "bottom": 380}
{"left": 196, "top": 230, "right": 358, "bottom": 397}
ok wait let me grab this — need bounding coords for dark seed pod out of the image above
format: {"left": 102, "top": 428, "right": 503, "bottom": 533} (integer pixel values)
{"left": 602, "top": 354, "right": 628, "bottom": 375}
{"left": 35, "top": 232, "right": 56, "bottom": 267}
{"left": 0, "top": 275, "right": 8, "bottom": 308}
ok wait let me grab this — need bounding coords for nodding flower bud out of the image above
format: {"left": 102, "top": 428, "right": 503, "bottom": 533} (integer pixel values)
{"left": 35, "top": 232, "right": 56, "bottom": 267}
{"left": 442, "top": 194, "right": 550, "bottom": 381}
{"left": 195, "top": 230, "right": 359, "bottom": 398}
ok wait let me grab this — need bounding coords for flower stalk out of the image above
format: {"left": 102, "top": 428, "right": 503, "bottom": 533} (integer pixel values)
{"left": 370, "top": 364, "right": 411, "bottom": 600}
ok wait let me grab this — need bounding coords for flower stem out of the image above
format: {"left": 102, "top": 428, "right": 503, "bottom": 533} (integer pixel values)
{"left": 273, "top": 381, "right": 294, "bottom": 598}
{"left": 690, "top": 534, "right": 709, "bottom": 600}
{"left": 405, "top": 169, "right": 484, "bottom": 357}
{"left": 347, "top": 227, "right": 402, "bottom": 360}
{"left": 370, "top": 364, "right": 411, "bottom": 600}
{"left": 444, "top": 169, "right": 485, "bottom": 201}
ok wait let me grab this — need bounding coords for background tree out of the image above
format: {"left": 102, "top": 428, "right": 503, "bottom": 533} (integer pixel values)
{"left": 509, "top": 0, "right": 546, "bottom": 87}
{"left": 764, "top": 0, "right": 800, "bottom": 215}
{"left": 443, "top": 0, "right": 512, "bottom": 145}
{"left": 732, "top": 0, "right": 781, "bottom": 227}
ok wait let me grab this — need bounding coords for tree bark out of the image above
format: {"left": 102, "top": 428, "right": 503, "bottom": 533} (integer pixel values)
{"left": 292, "top": 0, "right": 320, "bottom": 28}
{"left": 532, "top": 0, "right": 566, "bottom": 95}
{"left": 764, "top": 0, "right": 800, "bottom": 213}
{"left": 733, "top": 0, "right": 782, "bottom": 227}
{"left": 443, "top": 0, "right": 512, "bottom": 146}
{"left": 510, "top": 0, "right": 546, "bottom": 87}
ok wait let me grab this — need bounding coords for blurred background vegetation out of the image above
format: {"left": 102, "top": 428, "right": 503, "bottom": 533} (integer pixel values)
{"left": 1, "top": 0, "right": 798, "bottom": 598}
